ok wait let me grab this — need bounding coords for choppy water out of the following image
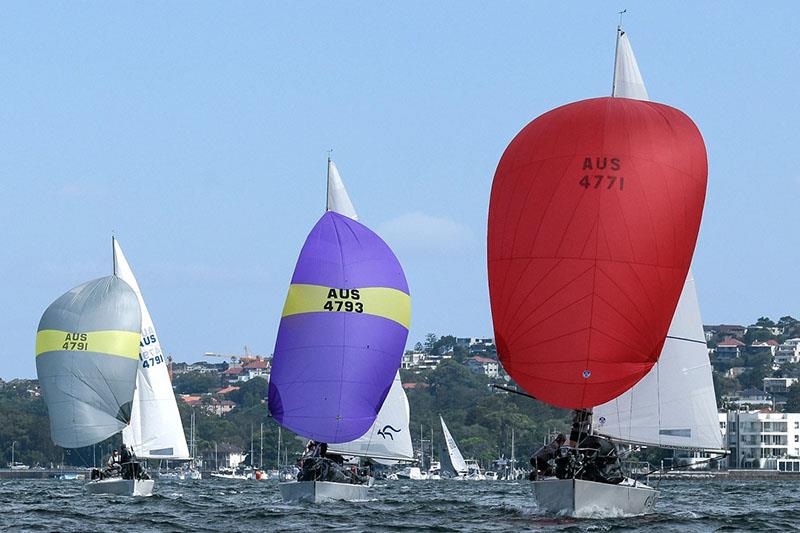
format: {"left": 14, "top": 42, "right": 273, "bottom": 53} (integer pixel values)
{"left": 1, "top": 478, "right": 797, "bottom": 532}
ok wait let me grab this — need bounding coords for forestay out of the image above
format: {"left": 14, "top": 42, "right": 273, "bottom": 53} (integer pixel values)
{"left": 328, "top": 371, "right": 413, "bottom": 463}
{"left": 440, "top": 416, "right": 467, "bottom": 474}
{"left": 115, "top": 239, "right": 190, "bottom": 459}
{"left": 36, "top": 276, "right": 141, "bottom": 448}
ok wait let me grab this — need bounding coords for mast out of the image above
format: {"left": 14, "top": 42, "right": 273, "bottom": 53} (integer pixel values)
{"left": 419, "top": 424, "right": 424, "bottom": 468}
{"left": 511, "top": 427, "right": 515, "bottom": 475}
{"left": 259, "top": 423, "right": 263, "bottom": 469}
{"left": 111, "top": 235, "right": 117, "bottom": 276}
{"left": 430, "top": 426, "right": 434, "bottom": 466}
{"left": 277, "top": 426, "right": 282, "bottom": 469}
{"left": 326, "top": 151, "right": 332, "bottom": 212}
{"left": 611, "top": 10, "right": 626, "bottom": 96}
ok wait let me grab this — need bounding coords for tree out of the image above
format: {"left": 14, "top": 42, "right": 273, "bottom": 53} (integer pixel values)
{"left": 173, "top": 371, "right": 221, "bottom": 394}
{"left": 755, "top": 316, "right": 776, "bottom": 328}
{"left": 743, "top": 327, "right": 776, "bottom": 345}
{"left": 228, "top": 377, "right": 268, "bottom": 408}
{"left": 424, "top": 333, "right": 438, "bottom": 353}
{"left": 739, "top": 366, "right": 768, "bottom": 389}
{"left": 785, "top": 383, "right": 800, "bottom": 412}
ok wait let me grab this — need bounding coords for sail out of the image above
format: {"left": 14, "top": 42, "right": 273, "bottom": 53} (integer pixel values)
{"left": 612, "top": 31, "right": 649, "bottom": 100}
{"left": 440, "top": 416, "right": 467, "bottom": 474}
{"left": 36, "top": 276, "right": 141, "bottom": 448}
{"left": 326, "top": 159, "right": 358, "bottom": 220}
{"left": 595, "top": 34, "right": 721, "bottom": 450}
{"left": 593, "top": 272, "right": 722, "bottom": 450}
{"left": 114, "top": 239, "right": 190, "bottom": 459}
{"left": 487, "top": 93, "right": 708, "bottom": 409}
{"left": 327, "top": 371, "right": 413, "bottom": 462}
{"left": 268, "top": 211, "right": 410, "bottom": 443}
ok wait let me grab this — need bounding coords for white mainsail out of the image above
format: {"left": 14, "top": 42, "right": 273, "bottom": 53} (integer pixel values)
{"left": 612, "top": 30, "right": 649, "bottom": 101}
{"left": 595, "top": 31, "right": 721, "bottom": 451}
{"left": 115, "top": 239, "right": 190, "bottom": 459}
{"left": 440, "top": 416, "right": 468, "bottom": 474}
{"left": 594, "top": 272, "right": 722, "bottom": 450}
{"left": 326, "top": 158, "right": 358, "bottom": 220}
{"left": 328, "top": 372, "right": 413, "bottom": 463}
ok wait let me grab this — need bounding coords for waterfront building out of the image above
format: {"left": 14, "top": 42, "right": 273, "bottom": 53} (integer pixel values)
{"left": 723, "top": 388, "right": 773, "bottom": 409}
{"left": 774, "top": 338, "right": 800, "bottom": 367}
{"left": 715, "top": 337, "right": 745, "bottom": 359}
{"left": 748, "top": 340, "right": 779, "bottom": 358}
{"left": 720, "top": 410, "right": 800, "bottom": 469}
{"left": 465, "top": 356, "right": 499, "bottom": 378}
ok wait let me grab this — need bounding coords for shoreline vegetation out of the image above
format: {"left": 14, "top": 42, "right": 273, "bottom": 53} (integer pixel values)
{"left": 3, "top": 318, "right": 800, "bottom": 470}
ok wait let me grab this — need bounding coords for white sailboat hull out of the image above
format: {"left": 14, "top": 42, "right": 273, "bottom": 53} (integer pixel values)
{"left": 533, "top": 478, "right": 656, "bottom": 517}
{"left": 86, "top": 478, "right": 155, "bottom": 497}
{"left": 279, "top": 480, "right": 371, "bottom": 503}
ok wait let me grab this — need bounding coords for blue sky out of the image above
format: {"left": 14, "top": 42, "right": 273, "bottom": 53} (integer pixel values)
{"left": 2, "top": 2, "right": 799, "bottom": 378}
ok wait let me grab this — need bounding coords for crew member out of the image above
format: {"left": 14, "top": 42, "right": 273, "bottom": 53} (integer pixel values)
{"left": 529, "top": 433, "right": 566, "bottom": 479}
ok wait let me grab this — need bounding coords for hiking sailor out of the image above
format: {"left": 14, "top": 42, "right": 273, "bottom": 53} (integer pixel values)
{"left": 529, "top": 433, "right": 566, "bottom": 480}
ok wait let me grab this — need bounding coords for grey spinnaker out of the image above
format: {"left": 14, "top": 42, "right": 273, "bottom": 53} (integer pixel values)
{"left": 35, "top": 275, "right": 141, "bottom": 449}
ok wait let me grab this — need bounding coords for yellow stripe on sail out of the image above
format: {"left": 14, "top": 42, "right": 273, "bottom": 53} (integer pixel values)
{"left": 281, "top": 284, "right": 411, "bottom": 329}
{"left": 35, "top": 330, "right": 141, "bottom": 359}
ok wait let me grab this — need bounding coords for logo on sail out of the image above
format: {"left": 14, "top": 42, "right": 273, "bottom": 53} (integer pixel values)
{"left": 377, "top": 425, "right": 401, "bottom": 440}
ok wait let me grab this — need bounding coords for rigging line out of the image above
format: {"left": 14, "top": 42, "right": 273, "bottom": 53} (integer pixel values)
{"left": 665, "top": 334, "right": 707, "bottom": 345}
{"left": 490, "top": 384, "right": 537, "bottom": 400}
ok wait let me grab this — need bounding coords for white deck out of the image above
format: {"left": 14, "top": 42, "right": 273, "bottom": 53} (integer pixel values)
{"left": 86, "top": 478, "right": 154, "bottom": 497}
{"left": 279, "top": 481, "right": 370, "bottom": 504}
{"left": 533, "top": 478, "right": 656, "bottom": 517}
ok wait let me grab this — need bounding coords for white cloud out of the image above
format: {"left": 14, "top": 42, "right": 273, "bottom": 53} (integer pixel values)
{"left": 377, "top": 211, "right": 476, "bottom": 255}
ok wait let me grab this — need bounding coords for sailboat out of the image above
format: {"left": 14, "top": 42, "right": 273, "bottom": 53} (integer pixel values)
{"left": 439, "top": 416, "right": 467, "bottom": 478}
{"left": 487, "top": 27, "right": 711, "bottom": 516}
{"left": 36, "top": 269, "right": 154, "bottom": 496}
{"left": 269, "top": 158, "right": 411, "bottom": 503}
{"left": 439, "top": 416, "right": 484, "bottom": 480}
{"left": 114, "top": 238, "right": 192, "bottom": 481}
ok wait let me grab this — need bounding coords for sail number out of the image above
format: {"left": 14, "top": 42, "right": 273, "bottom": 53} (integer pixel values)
{"left": 323, "top": 288, "right": 364, "bottom": 314}
{"left": 141, "top": 354, "right": 164, "bottom": 368}
{"left": 61, "top": 333, "right": 88, "bottom": 351}
{"left": 579, "top": 157, "right": 624, "bottom": 191}
{"left": 579, "top": 175, "right": 624, "bottom": 190}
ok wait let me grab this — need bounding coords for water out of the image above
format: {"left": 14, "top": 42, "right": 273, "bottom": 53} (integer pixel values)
{"left": 1, "top": 478, "right": 797, "bottom": 532}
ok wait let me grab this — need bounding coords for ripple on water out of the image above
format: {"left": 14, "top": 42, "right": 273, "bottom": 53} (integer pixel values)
{"left": 0, "top": 478, "right": 797, "bottom": 532}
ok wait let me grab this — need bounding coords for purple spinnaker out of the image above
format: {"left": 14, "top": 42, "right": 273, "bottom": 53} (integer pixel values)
{"left": 268, "top": 212, "right": 410, "bottom": 443}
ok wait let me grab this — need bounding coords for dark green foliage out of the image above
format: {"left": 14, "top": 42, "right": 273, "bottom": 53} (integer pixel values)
{"left": 754, "top": 317, "right": 776, "bottom": 328}
{"left": 227, "top": 377, "right": 268, "bottom": 408}
{"left": 786, "top": 383, "right": 800, "bottom": 413}
{"left": 743, "top": 327, "right": 776, "bottom": 345}
{"left": 405, "top": 360, "right": 571, "bottom": 467}
{"left": 173, "top": 371, "right": 221, "bottom": 394}
{"left": 739, "top": 366, "right": 769, "bottom": 389}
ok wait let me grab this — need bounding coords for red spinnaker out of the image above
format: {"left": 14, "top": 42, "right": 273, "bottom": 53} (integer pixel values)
{"left": 487, "top": 97, "right": 707, "bottom": 409}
